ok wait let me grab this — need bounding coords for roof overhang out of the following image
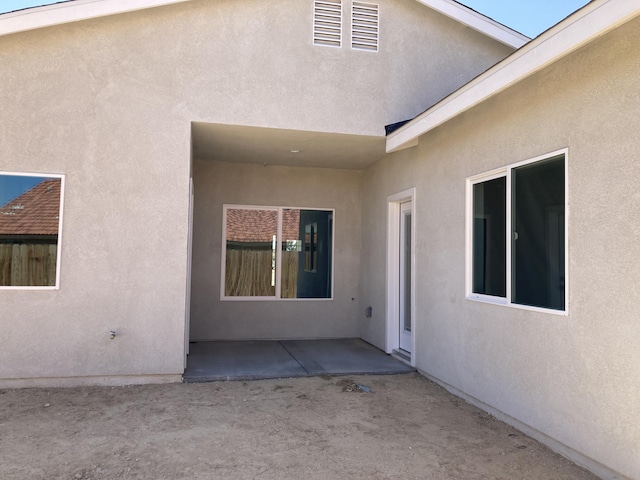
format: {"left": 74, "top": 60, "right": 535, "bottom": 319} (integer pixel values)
{"left": 0, "top": 0, "right": 193, "bottom": 37}
{"left": 387, "top": 0, "right": 640, "bottom": 153}
{"left": 414, "top": 0, "right": 529, "bottom": 48}
{"left": 192, "top": 122, "right": 386, "bottom": 170}
{"left": 0, "top": 0, "right": 527, "bottom": 46}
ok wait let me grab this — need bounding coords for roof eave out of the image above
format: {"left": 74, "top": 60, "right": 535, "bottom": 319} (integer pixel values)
{"left": 0, "top": 0, "right": 528, "bottom": 44}
{"left": 414, "top": 0, "right": 529, "bottom": 48}
{"left": 387, "top": 0, "right": 640, "bottom": 154}
{"left": 0, "top": 0, "right": 193, "bottom": 37}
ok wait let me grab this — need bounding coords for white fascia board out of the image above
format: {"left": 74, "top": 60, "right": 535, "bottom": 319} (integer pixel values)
{"left": 387, "top": 0, "right": 640, "bottom": 153}
{"left": 0, "top": 0, "right": 529, "bottom": 45}
{"left": 414, "top": 0, "right": 529, "bottom": 48}
{"left": 0, "top": 0, "right": 194, "bottom": 37}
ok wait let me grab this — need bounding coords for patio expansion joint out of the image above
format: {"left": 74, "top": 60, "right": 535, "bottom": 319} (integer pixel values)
{"left": 279, "top": 340, "right": 322, "bottom": 375}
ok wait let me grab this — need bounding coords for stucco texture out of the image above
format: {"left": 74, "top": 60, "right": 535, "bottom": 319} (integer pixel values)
{"left": 0, "top": 0, "right": 512, "bottom": 383}
{"left": 360, "top": 16, "right": 640, "bottom": 479}
{"left": 190, "top": 160, "right": 362, "bottom": 340}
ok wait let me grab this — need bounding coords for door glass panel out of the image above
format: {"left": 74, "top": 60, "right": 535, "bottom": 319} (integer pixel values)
{"left": 512, "top": 156, "right": 565, "bottom": 310}
{"left": 0, "top": 174, "right": 62, "bottom": 287}
{"left": 399, "top": 201, "right": 412, "bottom": 353}
{"left": 225, "top": 208, "right": 277, "bottom": 297}
{"left": 403, "top": 212, "right": 412, "bottom": 332}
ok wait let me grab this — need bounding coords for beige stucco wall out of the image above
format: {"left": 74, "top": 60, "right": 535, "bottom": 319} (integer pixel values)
{"left": 0, "top": 0, "right": 513, "bottom": 384}
{"left": 0, "top": 9, "right": 196, "bottom": 385}
{"left": 360, "top": 17, "right": 640, "bottom": 479}
{"left": 190, "top": 160, "right": 362, "bottom": 340}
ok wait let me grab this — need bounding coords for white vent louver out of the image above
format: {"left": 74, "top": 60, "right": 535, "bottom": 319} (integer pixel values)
{"left": 314, "top": 0, "right": 342, "bottom": 48}
{"left": 351, "top": 1, "right": 379, "bottom": 52}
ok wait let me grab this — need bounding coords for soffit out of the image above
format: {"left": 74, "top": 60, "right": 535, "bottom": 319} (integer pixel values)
{"left": 192, "top": 122, "right": 386, "bottom": 170}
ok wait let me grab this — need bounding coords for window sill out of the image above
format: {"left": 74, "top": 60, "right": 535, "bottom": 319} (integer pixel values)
{"left": 0, "top": 286, "right": 60, "bottom": 291}
{"left": 221, "top": 296, "right": 334, "bottom": 302}
{"left": 466, "top": 295, "right": 568, "bottom": 316}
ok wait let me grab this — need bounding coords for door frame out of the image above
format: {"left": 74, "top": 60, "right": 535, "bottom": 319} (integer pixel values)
{"left": 386, "top": 188, "right": 416, "bottom": 365}
{"left": 184, "top": 177, "right": 194, "bottom": 367}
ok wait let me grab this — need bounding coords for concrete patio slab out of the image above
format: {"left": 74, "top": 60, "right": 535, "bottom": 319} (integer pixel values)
{"left": 184, "top": 340, "right": 307, "bottom": 381}
{"left": 280, "top": 338, "right": 413, "bottom": 375}
{"left": 183, "top": 338, "right": 413, "bottom": 382}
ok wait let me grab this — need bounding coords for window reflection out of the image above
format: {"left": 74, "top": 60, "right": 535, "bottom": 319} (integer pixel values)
{"left": 0, "top": 174, "right": 62, "bottom": 287}
{"left": 282, "top": 210, "right": 332, "bottom": 299}
{"left": 304, "top": 222, "right": 317, "bottom": 272}
{"left": 225, "top": 208, "right": 278, "bottom": 297}
{"left": 223, "top": 206, "right": 333, "bottom": 299}
{"left": 281, "top": 208, "right": 302, "bottom": 299}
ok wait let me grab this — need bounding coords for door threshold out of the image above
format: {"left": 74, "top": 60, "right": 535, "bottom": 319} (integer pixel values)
{"left": 392, "top": 349, "right": 411, "bottom": 365}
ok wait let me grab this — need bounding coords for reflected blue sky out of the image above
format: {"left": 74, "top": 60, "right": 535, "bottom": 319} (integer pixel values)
{"left": 0, "top": 175, "right": 44, "bottom": 207}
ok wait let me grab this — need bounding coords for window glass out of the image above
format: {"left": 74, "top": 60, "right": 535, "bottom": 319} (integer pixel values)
{"left": 223, "top": 206, "right": 333, "bottom": 299}
{"left": 468, "top": 153, "right": 566, "bottom": 312}
{"left": 304, "top": 222, "right": 317, "bottom": 272}
{"left": 512, "top": 156, "right": 565, "bottom": 310}
{"left": 0, "top": 174, "right": 63, "bottom": 287}
{"left": 472, "top": 177, "right": 506, "bottom": 297}
{"left": 225, "top": 208, "right": 277, "bottom": 297}
{"left": 282, "top": 210, "right": 332, "bottom": 299}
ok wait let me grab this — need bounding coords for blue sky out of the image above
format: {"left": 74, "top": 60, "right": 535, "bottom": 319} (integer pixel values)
{"left": 1, "top": 0, "right": 61, "bottom": 13}
{"left": 462, "top": 0, "right": 590, "bottom": 37}
{"left": 0, "top": 175, "right": 44, "bottom": 207}
{"left": 1, "top": 0, "right": 591, "bottom": 38}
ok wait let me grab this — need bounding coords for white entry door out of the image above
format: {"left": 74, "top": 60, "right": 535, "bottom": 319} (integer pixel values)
{"left": 399, "top": 200, "right": 412, "bottom": 353}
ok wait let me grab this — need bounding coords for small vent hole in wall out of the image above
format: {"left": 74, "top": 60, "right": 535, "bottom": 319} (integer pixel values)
{"left": 352, "top": 1, "right": 379, "bottom": 52}
{"left": 314, "top": 0, "right": 342, "bottom": 47}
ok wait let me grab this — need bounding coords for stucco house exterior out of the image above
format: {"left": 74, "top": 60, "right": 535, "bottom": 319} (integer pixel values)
{"left": 1, "top": 0, "right": 639, "bottom": 478}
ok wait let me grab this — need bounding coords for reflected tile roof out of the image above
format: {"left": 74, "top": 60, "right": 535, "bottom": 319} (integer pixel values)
{"left": 0, "top": 179, "right": 61, "bottom": 235}
{"left": 226, "top": 208, "right": 300, "bottom": 243}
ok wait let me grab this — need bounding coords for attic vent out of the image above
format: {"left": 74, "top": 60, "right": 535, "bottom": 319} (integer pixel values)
{"left": 351, "top": 1, "right": 379, "bottom": 52}
{"left": 314, "top": 0, "right": 342, "bottom": 48}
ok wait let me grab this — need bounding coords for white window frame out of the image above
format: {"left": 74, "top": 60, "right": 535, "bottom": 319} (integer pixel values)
{"left": 465, "top": 149, "right": 569, "bottom": 315}
{"left": 0, "top": 170, "right": 65, "bottom": 291}
{"left": 221, "top": 204, "right": 335, "bottom": 301}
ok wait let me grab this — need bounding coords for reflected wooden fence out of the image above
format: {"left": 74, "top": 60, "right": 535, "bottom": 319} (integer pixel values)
{"left": 281, "top": 251, "right": 299, "bottom": 299}
{"left": 225, "top": 249, "right": 299, "bottom": 297}
{"left": 0, "top": 243, "right": 57, "bottom": 287}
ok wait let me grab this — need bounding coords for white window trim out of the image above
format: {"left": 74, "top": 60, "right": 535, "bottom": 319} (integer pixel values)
{"left": 465, "top": 149, "right": 569, "bottom": 315}
{"left": 221, "top": 204, "right": 335, "bottom": 301}
{"left": 0, "top": 170, "right": 65, "bottom": 291}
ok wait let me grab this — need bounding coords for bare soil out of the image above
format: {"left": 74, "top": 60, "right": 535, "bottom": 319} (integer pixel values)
{"left": 0, "top": 373, "right": 598, "bottom": 479}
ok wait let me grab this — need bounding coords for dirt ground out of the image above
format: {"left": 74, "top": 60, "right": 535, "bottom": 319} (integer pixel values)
{"left": 0, "top": 373, "right": 598, "bottom": 480}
